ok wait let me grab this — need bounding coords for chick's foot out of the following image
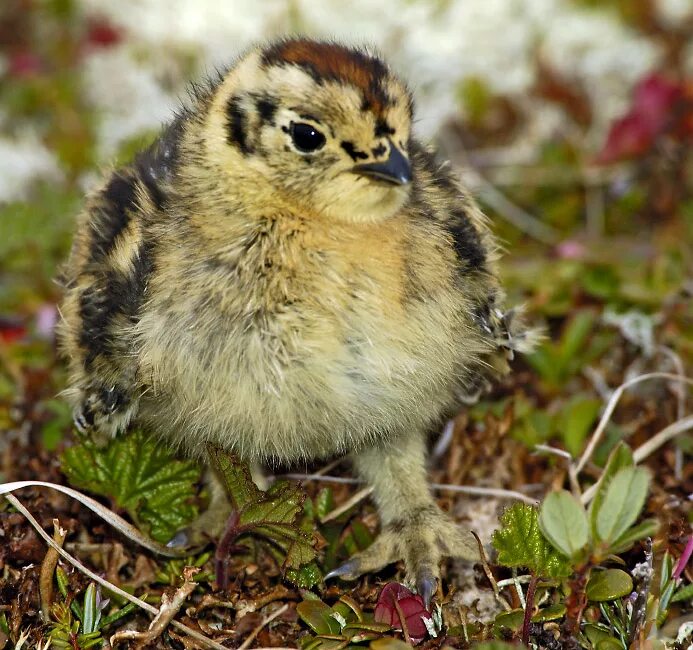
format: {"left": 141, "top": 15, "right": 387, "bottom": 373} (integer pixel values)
{"left": 326, "top": 506, "right": 478, "bottom": 607}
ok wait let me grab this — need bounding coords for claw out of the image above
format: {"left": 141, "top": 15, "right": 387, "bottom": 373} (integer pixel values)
{"left": 73, "top": 410, "right": 88, "bottom": 433}
{"left": 417, "top": 570, "right": 437, "bottom": 610}
{"left": 324, "top": 559, "right": 359, "bottom": 581}
{"left": 166, "top": 528, "right": 191, "bottom": 548}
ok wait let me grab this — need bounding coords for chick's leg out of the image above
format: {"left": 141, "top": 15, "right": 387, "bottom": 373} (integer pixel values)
{"left": 328, "top": 432, "right": 478, "bottom": 605}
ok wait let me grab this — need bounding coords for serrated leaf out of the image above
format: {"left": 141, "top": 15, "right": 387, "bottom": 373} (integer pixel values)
{"left": 238, "top": 481, "right": 304, "bottom": 526}
{"left": 62, "top": 430, "right": 200, "bottom": 542}
{"left": 608, "top": 518, "right": 659, "bottom": 555}
{"left": 207, "top": 444, "right": 262, "bottom": 511}
{"left": 588, "top": 442, "right": 634, "bottom": 540}
{"left": 492, "top": 503, "right": 572, "bottom": 578}
{"left": 210, "top": 448, "right": 318, "bottom": 577}
{"left": 285, "top": 561, "right": 323, "bottom": 588}
{"left": 281, "top": 528, "right": 318, "bottom": 569}
{"left": 595, "top": 467, "right": 650, "bottom": 544}
{"left": 539, "top": 490, "right": 588, "bottom": 558}
{"left": 586, "top": 569, "right": 633, "bottom": 601}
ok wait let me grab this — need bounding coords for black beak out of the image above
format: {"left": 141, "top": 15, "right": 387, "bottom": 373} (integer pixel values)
{"left": 353, "top": 140, "right": 412, "bottom": 185}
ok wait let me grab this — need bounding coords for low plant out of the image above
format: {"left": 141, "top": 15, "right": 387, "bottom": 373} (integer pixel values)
{"left": 47, "top": 569, "right": 136, "bottom": 649}
{"left": 490, "top": 442, "right": 666, "bottom": 647}
{"left": 61, "top": 429, "right": 201, "bottom": 543}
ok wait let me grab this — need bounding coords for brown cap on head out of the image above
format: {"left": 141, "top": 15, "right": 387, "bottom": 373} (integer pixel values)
{"left": 261, "top": 38, "right": 394, "bottom": 117}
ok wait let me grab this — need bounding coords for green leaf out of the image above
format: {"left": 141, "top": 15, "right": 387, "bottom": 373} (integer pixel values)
{"left": 369, "top": 639, "right": 412, "bottom": 650}
{"left": 588, "top": 442, "right": 634, "bottom": 541}
{"left": 470, "top": 644, "right": 518, "bottom": 650}
{"left": 208, "top": 444, "right": 262, "bottom": 511}
{"left": 584, "top": 622, "right": 616, "bottom": 646}
{"left": 557, "top": 310, "right": 596, "bottom": 366}
{"left": 608, "top": 519, "right": 659, "bottom": 555}
{"left": 492, "top": 609, "right": 524, "bottom": 632}
{"left": 531, "top": 603, "right": 566, "bottom": 622}
{"left": 285, "top": 561, "right": 323, "bottom": 588}
{"left": 345, "top": 621, "right": 391, "bottom": 634}
{"left": 297, "top": 600, "right": 342, "bottom": 635}
{"left": 539, "top": 490, "right": 588, "bottom": 559}
{"left": 511, "top": 408, "right": 553, "bottom": 447}
{"left": 61, "top": 430, "right": 201, "bottom": 542}
{"left": 556, "top": 395, "right": 601, "bottom": 457}
{"left": 210, "top": 447, "right": 318, "bottom": 573}
{"left": 595, "top": 638, "right": 625, "bottom": 650}
{"left": 671, "top": 581, "right": 693, "bottom": 603}
{"left": 492, "top": 503, "right": 572, "bottom": 578}
{"left": 239, "top": 480, "right": 304, "bottom": 528}
{"left": 586, "top": 569, "right": 633, "bottom": 601}
{"left": 314, "top": 487, "right": 334, "bottom": 520}
{"left": 660, "top": 552, "right": 674, "bottom": 592}
{"left": 81, "top": 583, "right": 99, "bottom": 634}
{"left": 595, "top": 467, "right": 650, "bottom": 544}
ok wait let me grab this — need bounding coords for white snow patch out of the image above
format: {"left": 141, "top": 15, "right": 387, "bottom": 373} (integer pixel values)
{"left": 0, "top": 136, "right": 63, "bottom": 203}
{"left": 82, "top": 48, "right": 179, "bottom": 157}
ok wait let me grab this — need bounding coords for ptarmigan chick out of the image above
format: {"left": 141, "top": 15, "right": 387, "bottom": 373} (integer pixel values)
{"left": 58, "top": 38, "right": 533, "bottom": 605}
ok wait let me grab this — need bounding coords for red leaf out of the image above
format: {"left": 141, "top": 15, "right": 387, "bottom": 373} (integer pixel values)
{"left": 0, "top": 317, "right": 26, "bottom": 344}
{"left": 86, "top": 19, "right": 123, "bottom": 48}
{"left": 596, "top": 112, "right": 655, "bottom": 164}
{"left": 7, "top": 51, "right": 43, "bottom": 78}
{"left": 374, "top": 582, "right": 432, "bottom": 644}
{"left": 632, "top": 74, "right": 681, "bottom": 132}
{"left": 596, "top": 73, "right": 686, "bottom": 164}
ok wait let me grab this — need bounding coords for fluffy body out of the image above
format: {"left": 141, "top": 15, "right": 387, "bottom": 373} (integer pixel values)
{"left": 58, "top": 38, "right": 531, "bottom": 597}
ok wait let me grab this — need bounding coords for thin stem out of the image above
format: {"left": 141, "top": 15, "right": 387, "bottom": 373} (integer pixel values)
{"left": 471, "top": 531, "right": 511, "bottom": 611}
{"left": 392, "top": 596, "right": 412, "bottom": 645}
{"left": 215, "top": 510, "right": 242, "bottom": 591}
{"left": 521, "top": 574, "right": 538, "bottom": 646}
{"left": 320, "top": 486, "right": 373, "bottom": 523}
{"left": 237, "top": 603, "right": 289, "bottom": 650}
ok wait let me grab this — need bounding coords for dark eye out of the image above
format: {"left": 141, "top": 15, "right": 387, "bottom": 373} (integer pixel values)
{"left": 290, "top": 122, "right": 325, "bottom": 153}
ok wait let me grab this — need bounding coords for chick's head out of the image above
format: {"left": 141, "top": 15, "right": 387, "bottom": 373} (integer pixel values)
{"left": 204, "top": 38, "right": 414, "bottom": 224}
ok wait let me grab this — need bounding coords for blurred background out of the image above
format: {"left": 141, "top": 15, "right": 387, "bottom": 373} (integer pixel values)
{"left": 0, "top": 1, "right": 691, "bottom": 475}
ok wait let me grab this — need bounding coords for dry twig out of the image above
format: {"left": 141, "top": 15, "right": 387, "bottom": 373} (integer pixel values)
{"left": 110, "top": 567, "right": 200, "bottom": 648}
{"left": 237, "top": 603, "right": 289, "bottom": 650}
{"left": 39, "top": 519, "right": 66, "bottom": 622}
{"left": 571, "top": 372, "right": 693, "bottom": 491}
{"left": 2, "top": 493, "right": 229, "bottom": 650}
